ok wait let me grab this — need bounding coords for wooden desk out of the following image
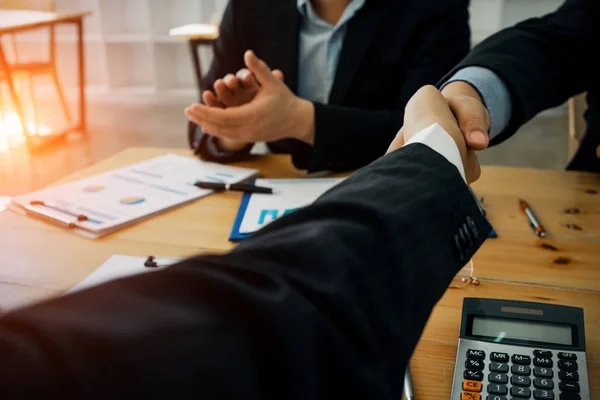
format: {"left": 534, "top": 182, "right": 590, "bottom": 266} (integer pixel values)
{"left": 0, "top": 147, "right": 599, "bottom": 398}
{"left": 0, "top": 10, "right": 90, "bottom": 138}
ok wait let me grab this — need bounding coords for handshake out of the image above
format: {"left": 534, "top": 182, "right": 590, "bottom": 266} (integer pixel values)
{"left": 185, "top": 50, "right": 498, "bottom": 184}
{"left": 389, "top": 81, "right": 493, "bottom": 184}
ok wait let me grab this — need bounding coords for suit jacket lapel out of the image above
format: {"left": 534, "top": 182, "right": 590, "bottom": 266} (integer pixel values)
{"left": 264, "top": 0, "right": 301, "bottom": 94}
{"left": 329, "top": 1, "right": 386, "bottom": 104}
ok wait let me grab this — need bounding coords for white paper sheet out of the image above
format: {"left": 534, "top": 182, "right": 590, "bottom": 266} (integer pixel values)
{"left": 65, "top": 255, "right": 180, "bottom": 295}
{"left": 239, "top": 178, "right": 344, "bottom": 234}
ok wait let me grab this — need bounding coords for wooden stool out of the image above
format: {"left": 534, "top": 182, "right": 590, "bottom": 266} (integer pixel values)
{"left": 169, "top": 24, "right": 219, "bottom": 96}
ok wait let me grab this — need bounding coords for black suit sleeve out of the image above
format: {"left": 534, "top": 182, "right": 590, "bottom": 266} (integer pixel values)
{"left": 308, "top": 1, "right": 470, "bottom": 172}
{"left": 441, "top": 0, "right": 600, "bottom": 145}
{"left": 200, "top": 0, "right": 244, "bottom": 98}
{"left": 0, "top": 146, "right": 491, "bottom": 399}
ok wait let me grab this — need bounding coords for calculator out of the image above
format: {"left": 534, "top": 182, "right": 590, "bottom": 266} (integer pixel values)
{"left": 450, "top": 298, "right": 590, "bottom": 400}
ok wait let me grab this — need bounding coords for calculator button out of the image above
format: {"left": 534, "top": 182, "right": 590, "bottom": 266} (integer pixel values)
{"left": 558, "top": 394, "right": 581, "bottom": 400}
{"left": 559, "top": 382, "right": 580, "bottom": 392}
{"left": 534, "top": 389, "right": 555, "bottom": 399}
{"left": 468, "top": 349, "right": 486, "bottom": 360}
{"left": 557, "top": 360, "right": 577, "bottom": 371}
{"left": 534, "top": 350, "right": 553, "bottom": 358}
{"left": 461, "top": 392, "right": 481, "bottom": 400}
{"left": 487, "top": 384, "right": 508, "bottom": 395}
{"left": 486, "top": 396, "right": 506, "bottom": 400}
{"left": 558, "top": 370, "right": 578, "bottom": 382}
{"left": 557, "top": 352, "right": 577, "bottom": 360}
{"left": 489, "top": 362, "right": 508, "bottom": 373}
{"left": 466, "top": 359, "right": 485, "bottom": 370}
{"left": 463, "top": 380, "right": 483, "bottom": 392}
{"left": 533, "top": 357, "right": 553, "bottom": 368}
{"left": 512, "top": 354, "right": 532, "bottom": 365}
{"left": 490, "top": 352, "right": 509, "bottom": 362}
{"left": 489, "top": 373, "right": 508, "bottom": 384}
{"left": 534, "top": 367, "right": 554, "bottom": 378}
{"left": 534, "top": 378, "right": 554, "bottom": 389}
{"left": 511, "top": 386, "right": 532, "bottom": 398}
{"left": 465, "top": 370, "right": 484, "bottom": 381}
{"left": 511, "top": 375, "right": 531, "bottom": 387}
{"left": 512, "top": 364, "right": 531, "bottom": 375}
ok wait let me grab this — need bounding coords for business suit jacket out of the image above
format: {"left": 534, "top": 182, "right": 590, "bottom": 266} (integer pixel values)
{"left": 0, "top": 145, "right": 490, "bottom": 398}
{"left": 443, "top": 0, "right": 600, "bottom": 173}
{"left": 190, "top": 0, "right": 470, "bottom": 172}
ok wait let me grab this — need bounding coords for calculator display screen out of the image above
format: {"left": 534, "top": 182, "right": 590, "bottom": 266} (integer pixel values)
{"left": 471, "top": 316, "right": 573, "bottom": 345}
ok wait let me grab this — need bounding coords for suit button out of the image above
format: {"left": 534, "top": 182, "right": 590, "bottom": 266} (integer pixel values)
{"left": 454, "top": 235, "right": 465, "bottom": 261}
{"left": 462, "top": 224, "right": 474, "bottom": 248}
{"left": 467, "top": 216, "right": 479, "bottom": 238}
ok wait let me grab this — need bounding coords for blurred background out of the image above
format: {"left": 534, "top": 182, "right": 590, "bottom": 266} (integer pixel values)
{"left": 0, "top": 0, "right": 574, "bottom": 197}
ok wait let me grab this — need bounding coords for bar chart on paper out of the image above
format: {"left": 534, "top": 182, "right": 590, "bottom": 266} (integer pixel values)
{"left": 229, "top": 178, "right": 345, "bottom": 241}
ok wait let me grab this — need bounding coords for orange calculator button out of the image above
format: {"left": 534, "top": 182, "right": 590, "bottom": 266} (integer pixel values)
{"left": 462, "top": 380, "right": 483, "bottom": 392}
{"left": 461, "top": 392, "right": 481, "bottom": 400}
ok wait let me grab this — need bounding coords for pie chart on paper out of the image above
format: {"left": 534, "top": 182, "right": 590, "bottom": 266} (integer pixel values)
{"left": 120, "top": 196, "right": 146, "bottom": 205}
{"left": 83, "top": 185, "right": 105, "bottom": 193}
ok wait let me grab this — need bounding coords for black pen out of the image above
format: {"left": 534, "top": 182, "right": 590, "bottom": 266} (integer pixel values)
{"left": 194, "top": 181, "right": 273, "bottom": 194}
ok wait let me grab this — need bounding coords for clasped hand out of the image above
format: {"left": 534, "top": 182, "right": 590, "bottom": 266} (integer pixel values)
{"left": 185, "top": 50, "right": 315, "bottom": 149}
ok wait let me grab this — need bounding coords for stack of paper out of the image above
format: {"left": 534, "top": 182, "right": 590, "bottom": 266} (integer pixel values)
{"left": 10, "top": 154, "right": 258, "bottom": 238}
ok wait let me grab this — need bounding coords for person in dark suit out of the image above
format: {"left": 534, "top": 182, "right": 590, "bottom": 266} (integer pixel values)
{"left": 437, "top": 0, "right": 600, "bottom": 173}
{"left": 0, "top": 87, "right": 488, "bottom": 398}
{"left": 185, "top": 0, "right": 470, "bottom": 172}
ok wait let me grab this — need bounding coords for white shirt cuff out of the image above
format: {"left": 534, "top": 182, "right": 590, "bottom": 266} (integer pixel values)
{"left": 404, "top": 123, "right": 466, "bottom": 183}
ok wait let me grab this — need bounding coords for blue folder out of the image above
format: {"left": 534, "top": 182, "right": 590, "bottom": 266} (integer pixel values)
{"left": 230, "top": 186, "right": 497, "bottom": 242}
{"left": 229, "top": 190, "right": 254, "bottom": 242}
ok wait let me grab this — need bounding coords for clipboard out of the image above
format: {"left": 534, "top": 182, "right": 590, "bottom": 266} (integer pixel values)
{"left": 10, "top": 154, "right": 259, "bottom": 239}
{"left": 9, "top": 200, "right": 104, "bottom": 239}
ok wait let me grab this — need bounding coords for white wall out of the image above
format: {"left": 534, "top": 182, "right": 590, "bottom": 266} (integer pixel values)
{"left": 470, "top": 0, "right": 564, "bottom": 44}
{"left": 4, "top": 0, "right": 565, "bottom": 105}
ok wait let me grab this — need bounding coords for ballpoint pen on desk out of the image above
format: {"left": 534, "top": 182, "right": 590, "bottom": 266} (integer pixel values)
{"left": 403, "top": 366, "right": 414, "bottom": 400}
{"left": 519, "top": 197, "right": 547, "bottom": 237}
{"left": 194, "top": 181, "right": 273, "bottom": 194}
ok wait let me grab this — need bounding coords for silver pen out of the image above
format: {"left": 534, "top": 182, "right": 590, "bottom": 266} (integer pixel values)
{"left": 403, "top": 366, "right": 414, "bottom": 400}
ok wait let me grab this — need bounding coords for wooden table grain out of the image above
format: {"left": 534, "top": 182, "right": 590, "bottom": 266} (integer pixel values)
{"left": 0, "top": 147, "right": 598, "bottom": 398}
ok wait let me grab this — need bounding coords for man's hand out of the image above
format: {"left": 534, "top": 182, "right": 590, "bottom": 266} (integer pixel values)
{"left": 440, "top": 81, "right": 491, "bottom": 151}
{"left": 185, "top": 50, "right": 315, "bottom": 145}
{"left": 387, "top": 85, "right": 481, "bottom": 183}
{"left": 204, "top": 68, "right": 285, "bottom": 109}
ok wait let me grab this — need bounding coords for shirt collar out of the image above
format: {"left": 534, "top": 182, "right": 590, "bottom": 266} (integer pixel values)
{"left": 297, "top": 0, "right": 366, "bottom": 27}
{"left": 297, "top": 0, "right": 308, "bottom": 16}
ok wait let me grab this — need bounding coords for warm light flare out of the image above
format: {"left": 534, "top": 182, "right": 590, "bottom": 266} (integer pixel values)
{"left": 0, "top": 111, "right": 52, "bottom": 152}
{"left": 169, "top": 23, "right": 219, "bottom": 39}
{"left": 0, "top": 196, "right": 9, "bottom": 213}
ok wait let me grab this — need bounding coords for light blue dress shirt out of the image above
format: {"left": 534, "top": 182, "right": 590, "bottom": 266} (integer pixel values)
{"left": 442, "top": 67, "right": 513, "bottom": 139}
{"left": 296, "top": 0, "right": 365, "bottom": 104}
